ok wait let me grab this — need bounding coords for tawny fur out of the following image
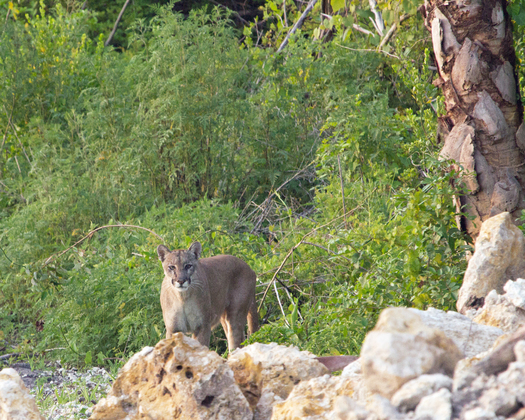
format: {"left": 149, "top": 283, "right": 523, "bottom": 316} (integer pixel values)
{"left": 157, "top": 241, "right": 259, "bottom": 351}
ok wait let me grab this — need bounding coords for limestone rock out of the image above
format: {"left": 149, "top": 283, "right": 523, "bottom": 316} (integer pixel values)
{"left": 409, "top": 307, "right": 503, "bottom": 357}
{"left": 340, "top": 359, "right": 370, "bottom": 405}
{"left": 360, "top": 308, "right": 463, "bottom": 399}
{"left": 228, "top": 342, "right": 328, "bottom": 420}
{"left": 452, "top": 356, "right": 525, "bottom": 418}
{"left": 270, "top": 374, "right": 359, "bottom": 420}
{"left": 473, "top": 280, "right": 525, "bottom": 333}
{"left": 514, "top": 340, "right": 525, "bottom": 362}
{"left": 461, "top": 408, "right": 498, "bottom": 420}
{"left": 333, "top": 396, "right": 369, "bottom": 420}
{"left": 0, "top": 368, "right": 45, "bottom": 420}
{"left": 89, "top": 334, "right": 252, "bottom": 420}
{"left": 391, "top": 373, "right": 453, "bottom": 412}
{"left": 366, "top": 394, "right": 403, "bottom": 420}
{"left": 453, "top": 350, "right": 490, "bottom": 392}
{"left": 414, "top": 388, "right": 452, "bottom": 420}
{"left": 457, "top": 212, "right": 525, "bottom": 314}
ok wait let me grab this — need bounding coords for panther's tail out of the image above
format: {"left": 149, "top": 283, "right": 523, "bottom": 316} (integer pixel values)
{"left": 247, "top": 296, "right": 259, "bottom": 336}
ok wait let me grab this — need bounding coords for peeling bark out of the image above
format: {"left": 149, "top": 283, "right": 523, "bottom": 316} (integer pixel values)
{"left": 424, "top": 0, "right": 525, "bottom": 239}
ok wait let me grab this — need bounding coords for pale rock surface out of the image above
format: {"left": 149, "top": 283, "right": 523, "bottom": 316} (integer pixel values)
{"left": 366, "top": 394, "right": 403, "bottom": 420}
{"left": 391, "top": 373, "right": 453, "bottom": 412}
{"left": 360, "top": 308, "right": 462, "bottom": 399}
{"left": 269, "top": 374, "right": 358, "bottom": 420}
{"left": 408, "top": 307, "right": 504, "bottom": 357}
{"left": 340, "top": 359, "right": 371, "bottom": 405}
{"left": 461, "top": 407, "right": 498, "bottom": 420}
{"left": 0, "top": 368, "right": 44, "bottom": 420}
{"left": 89, "top": 334, "right": 252, "bottom": 420}
{"left": 514, "top": 340, "right": 525, "bottom": 362}
{"left": 453, "top": 350, "right": 490, "bottom": 392}
{"left": 457, "top": 212, "right": 525, "bottom": 314}
{"left": 333, "top": 396, "right": 369, "bottom": 420}
{"left": 473, "top": 280, "right": 525, "bottom": 333}
{"left": 228, "top": 342, "right": 328, "bottom": 420}
{"left": 452, "top": 360, "right": 525, "bottom": 418}
{"left": 414, "top": 388, "right": 452, "bottom": 420}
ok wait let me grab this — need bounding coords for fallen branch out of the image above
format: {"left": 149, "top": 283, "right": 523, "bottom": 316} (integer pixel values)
{"left": 43, "top": 224, "right": 164, "bottom": 267}
{"left": 0, "top": 353, "right": 19, "bottom": 361}
{"left": 277, "top": 0, "right": 318, "bottom": 53}
{"left": 105, "top": 0, "right": 131, "bottom": 47}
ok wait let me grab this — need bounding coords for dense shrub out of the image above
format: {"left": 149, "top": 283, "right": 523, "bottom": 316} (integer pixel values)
{"left": 0, "top": 3, "right": 476, "bottom": 364}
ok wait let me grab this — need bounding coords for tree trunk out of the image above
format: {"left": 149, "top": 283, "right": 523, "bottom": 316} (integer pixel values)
{"left": 423, "top": 0, "right": 525, "bottom": 240}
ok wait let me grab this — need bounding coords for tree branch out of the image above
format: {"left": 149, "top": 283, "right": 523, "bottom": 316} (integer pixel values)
{"left": 277, "top": 0, "right": 318, "bottom": 53}
{"left": 105, "top": 0, "right": 131, "bottom": 47}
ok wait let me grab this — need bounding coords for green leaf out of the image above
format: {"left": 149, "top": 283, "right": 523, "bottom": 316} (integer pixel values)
{"left": 84, "top": 350, "right": 92, "bottom": 366}
{"left": 331, "top": 0, "right": 346, "bottom": 12}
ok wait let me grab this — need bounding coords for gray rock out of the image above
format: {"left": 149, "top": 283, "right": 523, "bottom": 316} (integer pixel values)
{"left": 457, "top": 212, "right": 525, "bottom": 314}
{"left": 361, "top": 308, "right": 462, "bottom": 399}
{"left": 391, "top": 374, "right": 453, "bottom": 412}
{"left": 414, "top": 388, "right": 452, "bottom": 420}
{"left": 514, "top": 340, "right": 525, "bottom": 362}
{"left": 479, "top": 386, "right": 518, "bottom": 417}
{"left": 461, "top": 408, "right": 498, "bottom": 420}
{"left": 408, "top": 307, "right": 503, "bottom": 357}
{"left": 366, "top": 394, "right": 403, "bottom": 420}
{"left": 333, "top": 396, "right": 369, "bottom": 420}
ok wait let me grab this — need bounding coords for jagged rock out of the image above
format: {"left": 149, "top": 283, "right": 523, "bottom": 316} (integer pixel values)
{"left": 408, "top": 307, "right": 504, "bottom": 357}
{"left": 414, "top": 388, "right": 452, "bottom": 420}
{"left": 461, "top": 326, "right": 525, "bottom": 384}
{"left": 479, "top": 386, "right": 519, "bottom": 416}
{"left": 333, "top": 396, "right": 369, "bottom": 420}
{"left": 473, "top": 279, "right": 525, "bottom": 332}
{"left": 228, "top": 342, "right": 328, "bottom": 420}
{"left": 366, "top": 394, "right": 403, "bottom": 420}
{"left": 340, "top": 359, "right": 370, "bottom": 405}
{"left": 89, "top": 334, "right": 252, "bottom": 420}
{"left": 391, "top": 373, "right": 453, "bottom": 412}
{"left": 453, "top": 350, "right": 525, "bottom": 418}
{"left": 453, "top": 350, "right": 490, "bottom": 392}
{"left": 269, "top": 374, "right": 358, "bottom": 420}
{"left": 360, "top": 308, "right": 463, "bottom": 399}
{"left": 457, "top": 212, "right": 525, "bottom": 314}
{"left": 0, "top": 368, "right": 45, "bottom": 420}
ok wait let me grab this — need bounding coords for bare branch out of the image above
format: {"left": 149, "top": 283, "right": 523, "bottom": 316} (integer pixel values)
{"left": 105, "top": 0, "right": 131, "bottom": 47}
{"left": 379, "top": 13, "right": 411, "bottom": 50}
{"left": 277, "top": 0, "right": 319, "bottom": 53}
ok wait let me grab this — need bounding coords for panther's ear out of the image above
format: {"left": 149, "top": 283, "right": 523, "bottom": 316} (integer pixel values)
{"left": 188, "top": 242, "right": 202, "bottom": 260}
{"left": 157, "top": 245, "right": 170, "bottom": 262}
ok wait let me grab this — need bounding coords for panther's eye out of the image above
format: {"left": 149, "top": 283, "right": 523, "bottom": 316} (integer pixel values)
{"left": 168, "top": 265, "right": 175, "bottom": 271}
{"left": 184, "top": 264, "right": 192, "bottom": 270}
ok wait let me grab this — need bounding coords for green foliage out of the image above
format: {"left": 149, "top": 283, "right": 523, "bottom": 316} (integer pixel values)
{"left": 0, "top": 1, "right": 475, "bottom": 365}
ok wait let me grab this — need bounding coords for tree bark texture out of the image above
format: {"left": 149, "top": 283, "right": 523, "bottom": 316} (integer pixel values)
{"left": 423, "top": 0, "right": 525, "bottom": 239}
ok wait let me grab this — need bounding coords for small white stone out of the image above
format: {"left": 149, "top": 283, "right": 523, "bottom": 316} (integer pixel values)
{"left": 514, "top": 340, "right": 525, "bottom": 362}
{"left": 391, "top": 373, "right": 453, "bottom": 412}
{"left": 504, "top": 278, "right": 525, "bottom": 309}
{"left": 463, "top": 407, "right": 498, "bottom": 420}
{"left": 414, "top": 388, "right": 452, "bottom": 420}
